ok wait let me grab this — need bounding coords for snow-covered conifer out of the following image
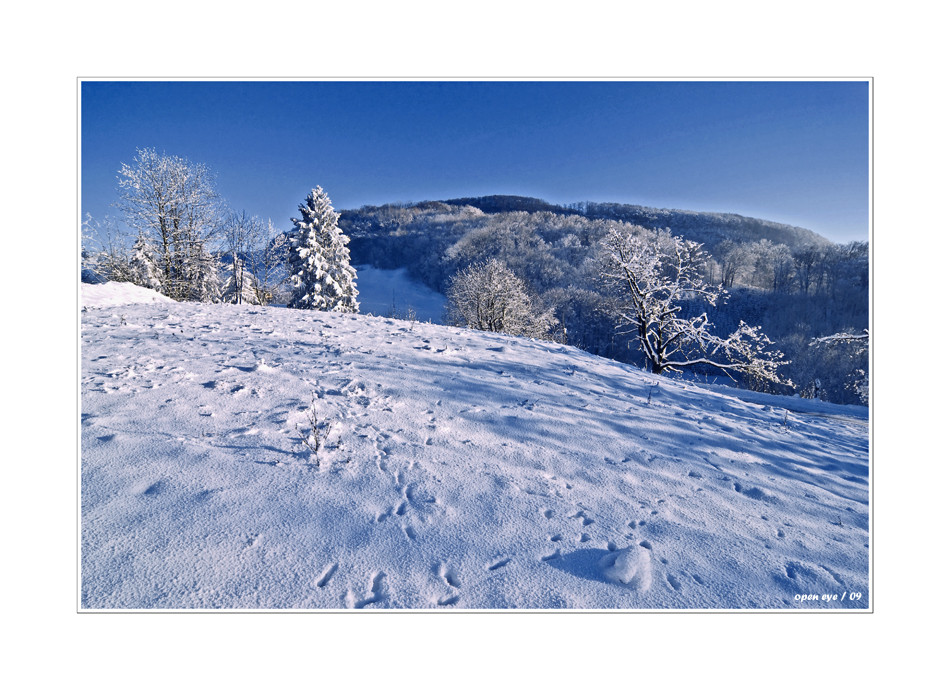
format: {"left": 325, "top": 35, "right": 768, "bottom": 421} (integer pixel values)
{"left": 185, "top": 247, "right": 221, "bottom": 303}
{"left": 128, "top": 233, "right": 164, "bottom": 292}
{"left": 287, "top": 187, "right": 359, "bottom": 312}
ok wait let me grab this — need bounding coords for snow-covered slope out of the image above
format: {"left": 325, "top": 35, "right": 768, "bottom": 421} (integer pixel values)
{"left": 353, "top": 264, "right": 446, "bottom": 322}
{"left": 81, "top": 283, "right": 869, "bottom": 609}
{"left": 82, "top": 281, "right": 175, "bottom": 308}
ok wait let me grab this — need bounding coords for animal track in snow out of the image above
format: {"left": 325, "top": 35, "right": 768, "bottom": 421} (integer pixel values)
{"left": 438, "top": 563, "right": 461, "bottom": 589}
{"left": 134, "top": 480, "right": 163, "bottom": 496}
{"left": 571, "top": 510, "right": 594, "bottom": 526}
{"left": 315, "top": 563, "right": 338, "bottom": 588}
{"left": 352, "top": 572, "right": 388, "bottom": 609}
{"left": 487, "top": 558, "right": 511, "bottom": 571}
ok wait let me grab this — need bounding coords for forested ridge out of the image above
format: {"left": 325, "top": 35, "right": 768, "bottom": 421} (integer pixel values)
{"left": 341, "top": 196, "right": 869, "bottom": 405}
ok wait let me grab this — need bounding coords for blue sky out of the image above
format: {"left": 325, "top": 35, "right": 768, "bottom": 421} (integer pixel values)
{"left": 81, "top": 80, "right": 869, "bottom": 242}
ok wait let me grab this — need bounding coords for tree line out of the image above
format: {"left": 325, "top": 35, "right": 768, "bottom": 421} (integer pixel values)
{"left": 83, "top": 149, "right": 358, "bottom": 313}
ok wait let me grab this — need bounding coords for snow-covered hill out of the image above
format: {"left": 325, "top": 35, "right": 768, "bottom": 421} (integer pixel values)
{"left": 80, "top": 283, "right": 869, "bottom": 609}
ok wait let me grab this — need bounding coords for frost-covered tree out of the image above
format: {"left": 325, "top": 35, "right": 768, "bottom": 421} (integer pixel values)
{"left": 116, "top": 148, "right": 223, "bottom": 301}
{"left": 251, "top": 226, "right": 289, "bottom": 305}
{"left": 128, "top": 233, "right": 164, "bottom": 292}
{"left": 601, "top": 227, "right": 786, "bottom": 384}
{"left": 82, "top": 214, "right": 133, "bottom": 284}
{"left": 287, "top": 187, "right": 359, "bottom": 312}
{"left": 186, "top": 247, "right": 221, "bottom": 303}
{"left": 446, "top": 258, "right": 556, "bottom": 339}
{"left": 221, "top": 256, "right": 262, "bottom": 305}
{"left": 811, "top": 329, "right": 869, "bottom": 405}
{"left": 222, "top": 211, "right": 266, "bottom": 305}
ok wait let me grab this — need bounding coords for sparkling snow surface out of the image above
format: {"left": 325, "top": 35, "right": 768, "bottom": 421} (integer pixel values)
{"left": 81, "top": 283, "right": 869, "bottom": 609}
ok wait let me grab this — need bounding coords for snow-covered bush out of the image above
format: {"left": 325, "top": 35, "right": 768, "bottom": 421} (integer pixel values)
{"left": 446, "top": 258, "right": 556, "bottom": 339}
{"left": 127, "top": 233, "right": 164, "bottom": 292}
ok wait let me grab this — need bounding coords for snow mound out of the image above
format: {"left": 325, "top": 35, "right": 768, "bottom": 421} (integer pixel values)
{"left": 82, "top": 281, "right": 174, "bottom": 308}
{"left": 599, "top": 546, "right": 653, "bottom": 591}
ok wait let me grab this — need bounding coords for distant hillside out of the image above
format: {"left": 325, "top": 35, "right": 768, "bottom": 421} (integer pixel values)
{"left": 339, "top": 194, "right": 868, "bottom": 405}
{"left": 438, "top": 195, "right": 832, "bottom": 251}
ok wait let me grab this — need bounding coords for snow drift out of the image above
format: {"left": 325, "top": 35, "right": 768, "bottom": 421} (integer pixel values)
{"left": 81, "top": 283, "right": 869, "bottom": 609}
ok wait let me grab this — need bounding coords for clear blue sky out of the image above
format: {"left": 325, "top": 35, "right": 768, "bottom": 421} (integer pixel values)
{"left": 81, "top": 80, "right": 869, "bottom": 243}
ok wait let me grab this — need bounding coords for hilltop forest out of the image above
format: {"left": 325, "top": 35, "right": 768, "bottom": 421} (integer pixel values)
{"left": 341, "top": 196, "right": 869, "bottom": 405}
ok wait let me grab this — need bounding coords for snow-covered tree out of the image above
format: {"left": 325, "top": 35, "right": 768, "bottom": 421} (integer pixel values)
{"left": 221, "top": 256, "right": 262, "bottom": 305}
{"left": 128, "top": 233, "right": 164, "bottom": 292}
{"left": 600, "top": 227, "right": 787, "bottom": 384}
{"left": 251, "top": 225, "right": 289, "bottom": 305}
{"left": 116, "top": 148, "right": 223, "bottom": 301}
{"left": 185, "top": 247, "right": 221, "bottom": 303}
{"left": 811, "top": 329, "right": 869, "bottom": 405}
{"left": 222, "top": 211, "right": 265, "bottom": 305}
{"left": 287, "top": 187, "right": 359, "bottom": 312}
{"left": 82, "top": 214, "right": 133, "bottom": 284}
{"left": 446, "top": 258, "right": 556, "bottom": 339}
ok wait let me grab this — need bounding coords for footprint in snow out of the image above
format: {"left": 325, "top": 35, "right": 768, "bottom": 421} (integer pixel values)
{"left": 351, "top": 572, "right": 388, "bottom": 609}
{"left": 571, "top": 510, "right": 594, "bottom": 526}
{"left": 487, "top": 557, "right": 511, "bottom": 571}
{"left": 315, "top": 563, "right": 338, "bottom": 588}
{"left": 437, "top": 563, "right": 461, "bottom": 589}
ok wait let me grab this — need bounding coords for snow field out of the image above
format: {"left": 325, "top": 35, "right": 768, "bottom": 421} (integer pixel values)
{"left": 81, "top": 283, "right": 869, "bottom": 609}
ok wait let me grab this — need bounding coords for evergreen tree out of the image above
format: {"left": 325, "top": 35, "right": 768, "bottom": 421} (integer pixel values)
{"left": 287, "top": 187, "right": 359, "bottom": 312}
{"left": 186, "top": 247, "right": 221, "bottom": 303}
{"left": 128, "top": 232, "right": 164, "bottom": 292}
